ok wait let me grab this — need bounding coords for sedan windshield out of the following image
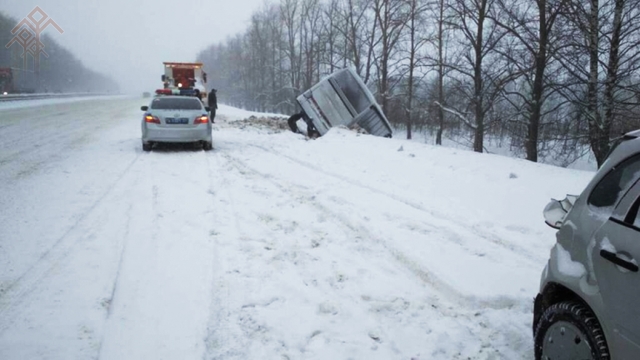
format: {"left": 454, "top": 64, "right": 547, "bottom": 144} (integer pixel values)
{"left": 151, "top": 97, "right": 203, "bottom": 110}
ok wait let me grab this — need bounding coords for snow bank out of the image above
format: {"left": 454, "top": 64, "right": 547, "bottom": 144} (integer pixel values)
{"left": 216, "top": 104, "right": 287, "bottom": 120}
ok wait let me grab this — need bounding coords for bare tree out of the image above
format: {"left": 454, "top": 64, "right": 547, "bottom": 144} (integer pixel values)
{"left": 442, "top": 0, "right": 510, "bottom": 153}
{"left": 322, "top": 0, "right": 343, "bottom": 72}
{"left": 335, "top": 0, "right": 379, "bottom": 83}
{"left": 263, "top": 4, "right": 289, "bottom": 113}
{"left": 281, "top": 0, "right": 302, "bottom": 104}
{"left": 373, "top": 0, "right": 408, "bottom": 114}
{"left": 427, "top": 0, "right": 454, "bottom": 145}
{"left": 401, "top": 0, "right": 431, "bottom": 139}
{"left": 557, "top": 0, "right": 640, "bottom": 167}
{"left": 490, "top": 0, "right": 568, "bottom": 162}
{"left": 299, "top": 0, "right": 323, "bottom": 90}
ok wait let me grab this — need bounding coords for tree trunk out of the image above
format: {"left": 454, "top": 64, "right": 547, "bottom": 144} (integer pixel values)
{"left": 525, "top": 2, "right": 550, "bottom": 162}
{"left": 406, "top": 0, "right": 416, "bottom": 140}
{"left": 347, "top": 0, "right": 362, "bottom": 75}
{"left": 473, "top": 0, "right": 486, "bottom": 153}
{"left": 436, "top": 0, "right": 445, "bottom": 145}
{"left": 600, "top": 0, "right": 624, "bottom": 167}
{"left": 586, "top": 0, "right": 604, "bottom": 166}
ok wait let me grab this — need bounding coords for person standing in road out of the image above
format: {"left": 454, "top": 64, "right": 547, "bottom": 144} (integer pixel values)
{"left": 207, "top": 89, "right": 218, "bottom": 123}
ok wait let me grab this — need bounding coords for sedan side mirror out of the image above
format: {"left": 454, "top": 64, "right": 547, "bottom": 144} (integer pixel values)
{"left": 141, "top": 106, "right": 149, "bottom": 111}
{"left": 543, "top": 195, "right": 578, "bottom": 229}
{"left": 205, "top": 106, "right": 211, "bottom": 112}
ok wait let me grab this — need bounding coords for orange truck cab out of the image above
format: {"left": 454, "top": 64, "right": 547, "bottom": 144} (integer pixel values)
{"left": 161, "top": 62, "right": 207, "bottom": 97}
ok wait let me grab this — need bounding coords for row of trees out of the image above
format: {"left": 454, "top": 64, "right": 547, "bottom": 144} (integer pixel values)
{"left": 0, "top": 12, "right": 119, "bottom": 94}
{"left": 197, "top": 0, "right": 640, "bottom": 167}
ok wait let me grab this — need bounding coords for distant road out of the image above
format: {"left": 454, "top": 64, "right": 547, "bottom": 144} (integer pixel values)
{"left": 0, "top": 92, "right": 119, "bottom": 102}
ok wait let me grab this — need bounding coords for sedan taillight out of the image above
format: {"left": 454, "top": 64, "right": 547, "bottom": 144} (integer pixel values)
{"left": 194, "top": 115, "right": 209, "bottom": 124}
{"left": 145, "top": 114, "right": 160, "bottom": 124}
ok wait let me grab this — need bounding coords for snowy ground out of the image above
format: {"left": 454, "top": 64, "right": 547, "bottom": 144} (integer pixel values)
{"left": 390, "top": 127, "right": 598, "bottom": 172}
{"left": 0, "top": 98, "right": 594, "bottom": 359}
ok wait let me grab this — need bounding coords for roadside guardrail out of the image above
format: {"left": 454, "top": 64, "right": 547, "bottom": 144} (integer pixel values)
{"left": 0, "top": 93, "right": 114, "bottom": 102}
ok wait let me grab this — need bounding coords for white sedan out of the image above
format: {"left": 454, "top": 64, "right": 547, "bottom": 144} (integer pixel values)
{"left": 140, "top": 96, "right": 213, "bottom": 151}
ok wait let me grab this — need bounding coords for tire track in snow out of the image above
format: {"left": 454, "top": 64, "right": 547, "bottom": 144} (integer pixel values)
{"left": 246, "top": 142, "right": 543, "bottom": 264}
{"left": 0, "top": 153, "right": 142, "bottom": 334}
{"left": 203, "top": 152, "right": 335, "bottom": 359}
{"left": 203, "top": 149, "right": 301, "bottom": 359}
{"left": 202, "top": 152, "right": 250, "bottom": 360}
{"left": 95, "top": 152, "right": 157, "bottom": 360}
{"left": 220, "top": 150, "right": 526, "bottom": 312}
{"left": 217, "top": 149, "right": 532, "bottom": 359}
{"left": 96, "top": 148, "right": 218, "bottom": 360}
{"left": 94, "top": 182, "right": 138, "bottom": 359}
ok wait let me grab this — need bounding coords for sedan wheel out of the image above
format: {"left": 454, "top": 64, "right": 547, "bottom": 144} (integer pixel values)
{"left": 534, "top": 301, "right": 610, "bottom": 360}
{"left": 142, "top": 142, "right": 152, "bottom": 152}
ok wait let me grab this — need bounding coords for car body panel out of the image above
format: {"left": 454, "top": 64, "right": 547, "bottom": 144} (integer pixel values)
{"left": 537, "top": 132, "right": 640, "bottom": 359}
{"left": 142, "top": 125, "right": 212, "bottom": 143}
{"left": 590, "top": 181, "right": 640, "bottom": 355}
{"left": 141, "top": 96, "right": 212, "bottom": 144}
{"left": 298, "top": 80, "right": 353, "bottom": 133}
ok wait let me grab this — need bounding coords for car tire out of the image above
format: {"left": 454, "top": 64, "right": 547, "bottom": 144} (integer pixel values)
{"left": 203, "top": 141, "right": 213, "bottom": 151}
{"left": 534, "top": 301, "right": 610, "bottom": 360}
{"left": 142, "top": 142, "right": 152, "bottom": 152}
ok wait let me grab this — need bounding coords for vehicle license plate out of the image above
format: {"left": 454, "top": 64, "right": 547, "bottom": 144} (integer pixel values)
{"left": 166, "top": 118, "right": 188, "bottom": 124}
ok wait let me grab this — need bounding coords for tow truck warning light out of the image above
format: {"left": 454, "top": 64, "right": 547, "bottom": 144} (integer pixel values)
{"left": 155, "top": 89, "right": 197, "bottom": 96}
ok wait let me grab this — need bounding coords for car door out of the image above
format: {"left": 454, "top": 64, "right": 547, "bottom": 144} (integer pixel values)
{"left": 591, "top": 179, "right": 640, "bottom": 356}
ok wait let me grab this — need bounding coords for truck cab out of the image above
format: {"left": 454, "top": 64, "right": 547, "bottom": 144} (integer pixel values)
{"left": 161, "top": 62, "right": 207, "bottom": 98}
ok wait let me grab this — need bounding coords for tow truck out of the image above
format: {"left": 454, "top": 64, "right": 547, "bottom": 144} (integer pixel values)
{"left": 159, "top": 62, "right": 208, "bottom": 99}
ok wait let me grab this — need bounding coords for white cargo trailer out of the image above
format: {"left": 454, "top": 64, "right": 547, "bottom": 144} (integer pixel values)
{"left": 292, "top": 68, "right": 393, "bottom": 138}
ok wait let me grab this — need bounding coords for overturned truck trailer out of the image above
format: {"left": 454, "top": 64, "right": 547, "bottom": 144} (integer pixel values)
{"left": 290, "top": 68, "right": 393, "bottom": 138}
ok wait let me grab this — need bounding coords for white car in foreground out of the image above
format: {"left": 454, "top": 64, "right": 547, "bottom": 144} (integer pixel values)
{"left": 141, "top": 96, "right": 212, "bottom": 151}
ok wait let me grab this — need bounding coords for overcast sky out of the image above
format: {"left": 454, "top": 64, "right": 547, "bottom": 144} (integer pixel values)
{"left": 1, "top": 0, "right": 265, "bottom": 93}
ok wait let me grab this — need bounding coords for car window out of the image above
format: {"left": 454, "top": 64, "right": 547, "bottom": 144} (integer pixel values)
{"left": 588, "top": 154, "right": 640, "bottom": 209}
{"left": 633, "top": 206, "right": 640, "bottom": 228}
{"left": 630, "top": 195, "right": 640, "bottom": 227}
{"left": 333, "top": 70, "right": 371, "bottom": 114}
{"left": 151, "top": 97, "right": 203, "bottom": 110}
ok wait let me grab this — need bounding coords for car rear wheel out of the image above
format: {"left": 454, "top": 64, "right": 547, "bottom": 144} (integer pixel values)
{"left": 142, "top": 142, "right": 152, "bottom": 152}
{"left": 534, "top": 301, "right": 610, "bottom": 360}
{"left": 203, "top": 141, "right": 213, "bottom": 151}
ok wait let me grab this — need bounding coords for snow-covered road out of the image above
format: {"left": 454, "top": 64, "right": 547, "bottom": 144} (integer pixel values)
{"left": 0, "top": 97, "right": 593, "bottom": 359}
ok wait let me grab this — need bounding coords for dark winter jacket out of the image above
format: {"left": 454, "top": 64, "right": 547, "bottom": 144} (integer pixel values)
{"left": 208, "top": 91, "right": 218, "bottom": 109}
